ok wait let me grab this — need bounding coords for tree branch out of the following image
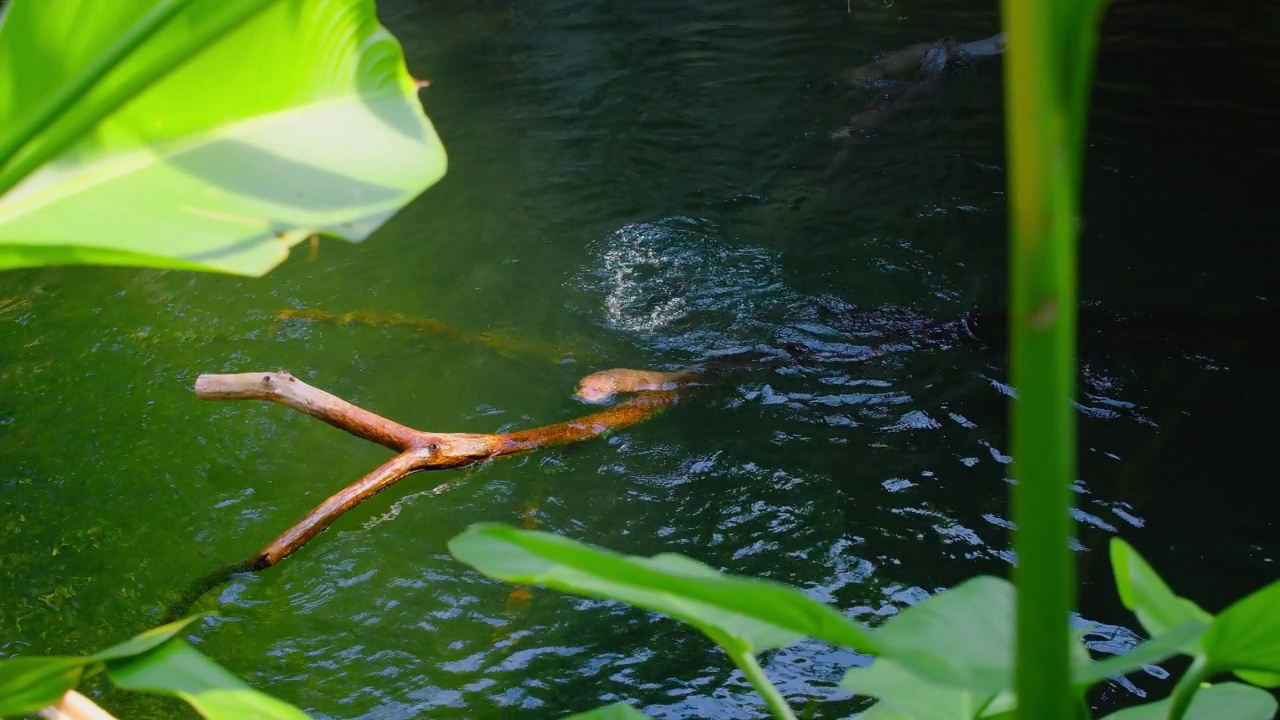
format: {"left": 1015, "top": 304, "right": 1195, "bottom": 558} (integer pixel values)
{"left": 193, "top": 371, "right": 425, "bottom": 452}
{"left": 190, "top": 370, "right": 681, "bottom": 578}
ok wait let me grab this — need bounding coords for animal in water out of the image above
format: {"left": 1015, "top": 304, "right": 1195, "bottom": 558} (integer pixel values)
{"left": 575, "top": 345, "right": 813, "bottom": 404}
{"left": 573, "top": 302, "right": 1273, "bottom": 406}
{"left": 826, "top": 32, "right": 1006, "bottom": 173}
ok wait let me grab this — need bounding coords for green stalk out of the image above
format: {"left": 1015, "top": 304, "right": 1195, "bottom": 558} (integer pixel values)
{"left": 728, "top": 647, "right": 798, "bottom": 720}
{"left": 1000, "top": 2, "right": 1081, "bottom": 720}
{"left": 0, "top": 0, "right": 278, "bottom": 198}
{"left": 1165, "top": 656, "right": 1209, "bottom": 720}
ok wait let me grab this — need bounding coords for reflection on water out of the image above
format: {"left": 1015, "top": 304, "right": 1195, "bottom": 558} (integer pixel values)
{"left": 1, "top": 0, "right": 1276, "bottom": 718}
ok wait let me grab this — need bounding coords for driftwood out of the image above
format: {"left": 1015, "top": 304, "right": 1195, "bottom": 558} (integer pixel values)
{"left": 165, "top": 368, "right": 683, "bottom": 617}
{"left": 194, "top": 370, "right": 682, "bottom": 569}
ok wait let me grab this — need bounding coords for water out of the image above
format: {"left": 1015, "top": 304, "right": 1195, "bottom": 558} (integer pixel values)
{"left": 2, "top": 0, "right": 1277, "bottom": 717}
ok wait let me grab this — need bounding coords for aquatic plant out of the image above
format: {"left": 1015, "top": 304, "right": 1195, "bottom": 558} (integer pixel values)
{"left": 0, "top": 0, "right": 445, "bottom": 275}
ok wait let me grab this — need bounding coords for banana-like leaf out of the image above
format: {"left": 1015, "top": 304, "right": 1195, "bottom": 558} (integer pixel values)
{"left": 0, "top": 0, "right": 446, "bottom": 275}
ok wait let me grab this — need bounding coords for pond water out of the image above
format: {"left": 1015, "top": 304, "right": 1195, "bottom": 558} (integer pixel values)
{"left": 2, "top": 0, "right": 1277, "bottom": 718}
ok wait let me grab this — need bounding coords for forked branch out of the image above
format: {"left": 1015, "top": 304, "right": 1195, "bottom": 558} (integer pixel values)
{"left": 191, "top": 369, "right": 683, "bottom": 573}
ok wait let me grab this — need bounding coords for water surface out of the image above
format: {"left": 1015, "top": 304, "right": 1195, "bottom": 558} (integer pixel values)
{"left": 2, "top": 0, "right": 1277, "bottom": 717}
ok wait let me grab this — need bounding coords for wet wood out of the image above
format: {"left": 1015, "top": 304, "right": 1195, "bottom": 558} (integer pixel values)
{"left": 193, "top": 370, "right": 682, "bottom": 573}
{"left": 194, "top": 371, "right": 423, "bottom": 452}
{"left": 40, "top": 691, "right": 117, "bottom": 720}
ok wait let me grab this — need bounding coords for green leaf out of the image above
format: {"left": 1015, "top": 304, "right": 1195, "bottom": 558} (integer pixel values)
{"left": 0, "top": 0, "right": 446, "bottom": 276}
{"left": 1234, "top": 668, "right": 1280, "bottom": 688}
{"left": 447, "top": 523, "right": 878, "bottom": 654}
{"left": 561, "top": 702, "right": 655, "bottom": 719}
{"left": 854, "top": 702, "right": 921, "bottom": 720}
{"left": 93, "top": 613, "right": 208, "bottom": 661}
{"left": 0, "top": 656, "right": 87, "bottom": 717}
{"left": 107, "top": 638, "right": 310, "bottom": 719}
{"left": 871, "top": 576, "right": 1015, "bottom": 695}
{"left": 1110, "top": 538, "right": 1212, "bottom": 638}
{"left": 1074, "top": 620, "right": 1207, "bottom": 687}
{"left": 1204, "top": 580, "right": 1280, "bottom": 687}
{"left": 0, "top": 614, "right": 207, "bottom": 716}
{"left": 840, "top": 658, "right": 995, "bottom": 720}
{"left": 1100, "top": 682, "right": 1277, "bottom": 720}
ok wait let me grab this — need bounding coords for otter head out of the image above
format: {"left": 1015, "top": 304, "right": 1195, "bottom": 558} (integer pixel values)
{"left": 575, "top": 371, "right": 621, "bottom": 404}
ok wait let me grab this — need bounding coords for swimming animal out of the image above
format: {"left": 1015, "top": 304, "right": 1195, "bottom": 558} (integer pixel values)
{"left": 575, "top": 345, "right": 814, "bottom": 404}
{"left": 827, "top": 32, "right": 1006, "bottom": 169}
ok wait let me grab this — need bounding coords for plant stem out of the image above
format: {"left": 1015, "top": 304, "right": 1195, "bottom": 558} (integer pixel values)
{"left": 729, "top": 647, "right": 798, "bottom": 720}
{"left": 1000, "top": 2, "right": 1081, "bottom": 719}
{"left": 1165, "top": 656, "right": 1209, "bottom": 720}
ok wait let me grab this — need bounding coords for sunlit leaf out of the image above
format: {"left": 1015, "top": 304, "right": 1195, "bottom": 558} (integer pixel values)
{"left": 107, "top": 638, "right": 310, "bottom": 719}
{"left": 1099, "top": 682, "right": 1277, "bottom": 720}
{"left": 1204, "top": 580, "right": 1280, "bottom": 688}
{"left": 447, "top": 523, "right": 879, "bottom": 654}
{"left": 561, "top": 701, "right": 655, "bottom": 719}
{"left": 0, "top": 656, "right": 86, "bottom": 717}
{"left": 1074, "top": 620, "right": 1207, "bottom": 687}
{"left": 1109, "top": 538, "right": 1211, "bottom": 638}
{"left": 0, "top": 0, "right": 446, "bottom": 276}
{"left": 841, "top": 658, "right": 995, "bottom": 720}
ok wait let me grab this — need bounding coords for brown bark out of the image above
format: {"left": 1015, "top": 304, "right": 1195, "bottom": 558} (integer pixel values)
{"left": 193, "top": 370, "right": 680, "bottom": 572}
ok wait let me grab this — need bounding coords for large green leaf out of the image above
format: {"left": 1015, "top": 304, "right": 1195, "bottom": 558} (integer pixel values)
{"left": 1203, "top": 579, "right": 1280, "bottom": 687}
{"left": 92, "top": 613, "right": 207, "bottom": 661}
{"left": 561, "top": 702, "right": 655, "bottom": 719}
{"left": 871, "top": 577, "right": 1018, "bottom": 696}
{"left": 447, "top": 523, "right": 878, "bottom": 654}
{"left": 1110, "top": 539, "right": 1212, "bottom": 638}
{"left": 0, "top": 614, "right": 203, "bottom": 716}
{"left": 1099, "top": 682, "right": 1277, "bottom": 720}
{"left": 841, "top": 658, "right": 995, "bottom": 720}
{"left": 107, "top": 638, "right": 310, "bottom": 719}
{"left": 0, "top": 0, "right": 445, "bottom": 275}
{"left": 0, "top": 656, "right": 86, "bottom": 717}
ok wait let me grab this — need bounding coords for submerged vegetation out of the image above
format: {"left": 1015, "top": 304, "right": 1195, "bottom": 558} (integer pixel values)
{"left": 1, "top": 0, "right": 1276, "bottom": 719}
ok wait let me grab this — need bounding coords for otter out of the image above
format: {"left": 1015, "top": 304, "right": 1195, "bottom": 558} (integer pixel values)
{"left": 575, "top": 345, "right": 813, "bottom": 404}
{"left": 575, "top": 302, "right": 1276, "bottom": 405}
{"left": 827, "top": 32, "right": 1006, "bottom": 173}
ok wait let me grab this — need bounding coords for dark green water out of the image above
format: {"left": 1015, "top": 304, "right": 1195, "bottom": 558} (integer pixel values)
{"left": 2, "top": 0, "right": 1277, "bottom": 717}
